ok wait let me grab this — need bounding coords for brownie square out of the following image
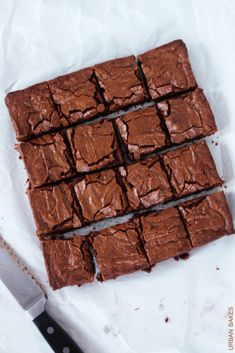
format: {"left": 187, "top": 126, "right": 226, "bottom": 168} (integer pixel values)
{"left": 18, "top": 133, "right": 74, "bottom": 188}
{"left": 94, "top": 55, "right": 148, "bottom": 111}
{"left": 5, "top": 82, "right": 60, "bottom": 141}
{"left": 138, "top": 40, "right": 197, "bottom": 99}
{"left": 140, "top": 208, "right": 191, "bottom": 265}
{"left": 114, "top": 106, "right": 167, "bottom": 161}
{"left": 73, "top": 169, "right": 128, "bottom": 223}
{"left": 162, "top": 141, "right": 223, "bottom": 198}
{"left": 90, "top": 219, "right": 149, "bottom": 280}
{"left": 178, "top": 191, "right": 234, "bottom": 247}
{"left": 42, "top": 237, "right": 95, "bottom": 290}
{"left": 156, "top": 89, "right": 217, "bottom": 144}
{"left": 48, "top": 67, "right": 105, "bottom": 125}
{"left": 119, "top": 157, "right": 172, "bottom": 211}
{"left": 67, "top": 119, "right": 123, "bottom": 173}
{"left": 28, "top": 183, "right": 82, "bottom": 237}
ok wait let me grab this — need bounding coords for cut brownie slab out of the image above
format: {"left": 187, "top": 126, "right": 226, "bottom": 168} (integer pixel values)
{"left": 28, "top": 183, "right": 82, "bottom": 237}
{"left": 156, "top": 89, "right": 217, "bottom": 144}
{"left": 18, "top": 132, "right": 74, "bottom": 188}
{"left": 138, "top": 40, "right": 197, "bottom": 100}
{"left": 140, "top": 208, "right": 191, "bottom": 265}
{"left": 67, "top": 119, "right": 123, "bottom": 173}
{"left": 42, "top": 237, "right": 95, "bottom": 290}
{"left": 114, "top": 106, "right": 168, "bottom": 161}
{"left": 48, "top": 67, "right": 105, "bottom": 125}
{"left": 178, "top": 191, "right": 234, "bottom": 247}
{"left": 94, "top": 55, "right": 148, "bottom": 111}
{"left": 5, "top": 82, "right": 60, "bottom": 141}
{"left": 73, "top": 169, "right": 128, "bottom": 223}
{"left": 162, "top": 140, "right": 223, "bottom": 198}
{"left": 119, "top": 157, "right": 172, "bottom": 211}
{"left": 90, "top": 219, "right": 149, "bottom": 280}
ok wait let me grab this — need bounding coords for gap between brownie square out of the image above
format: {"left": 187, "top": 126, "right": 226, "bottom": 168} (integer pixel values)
{"left": 28, "top": 140, "right": 223, "bottom": 239}
{"left": 17, "top": 85, "right": 217, "bottom": 189}
{"left": 5, "top": 39, "right": 199, "bottom": 142}
{"left": 41, "top": 190, "right": 234, "bottom": 290}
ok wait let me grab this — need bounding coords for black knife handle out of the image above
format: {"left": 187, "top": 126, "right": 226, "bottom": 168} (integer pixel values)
{"left": 33, "top": 310, "right": 84, "bottom": 353}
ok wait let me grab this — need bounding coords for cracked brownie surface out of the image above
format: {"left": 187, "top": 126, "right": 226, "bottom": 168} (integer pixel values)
{"left": 28, "top": 183, "right": 82, "bottom": 237}
{"left": 67, "top": 119, "right": 123, "bottom": 172}
{"left": 5, "top": 82, "right": 60, "bottom": 141}
{"left": 138, "top": 40, "right": 197, "bottom": 99}
{"left": 18, "top": 132, "right": 74, "bottom": 188}
{"left": 156, "top": 89, "right": 217, "bottom": 144}
{"left": 119, "top": 157, "right": 172, "bottom": 211}
{"left": 90, "top": 218, "right": 149, "bottom": 280}
{"left": 162, "top": 141, "right": 223, "bottom": 198}
{"left": 140, "top": 208, "right": 191, "bottom": 265}
{"left": 115, "top": 106, "right": 167, "bottom": 160}
{"left": 48, "top": 67, "right": 105, "bottom": 125}
{"left": 73, "top": 169, "right": 128, "bottom": 223}
{"left": 94, "top": 55, "right": 148, "bottom": 111}
{"left": 178, "top": 191, "right": 234, "bottom": 247}
{"left": 42, "top": 237, "right": 95, "bottom": 290}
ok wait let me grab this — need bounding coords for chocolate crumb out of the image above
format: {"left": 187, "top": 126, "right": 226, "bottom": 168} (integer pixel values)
{"left": 143, "top": 267, "right": 152, "bottom": 273}
{"left": 179, "top": 253, "right": 190, "bottom": 260}
{"left": 134, "top": 307, "right": 140, "bottom": 311}
{"left": 216, "top": 267, "right": 220, "bottom": 270}
{"left": 175, "top": 253, "right": 190, "bottom": 261}
{"left": 165, "top": 317, "right": 169, "bottom": 323}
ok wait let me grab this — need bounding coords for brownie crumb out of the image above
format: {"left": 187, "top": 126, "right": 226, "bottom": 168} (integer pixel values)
{"left": 165, "top": 317, "right": 170, "bottom": 323}
{"left": 179, "top": 253, "right": 190, "bottom": 260}
{"left": 174, "top": 256, "right": 179, "bottom": 261}
{"left": 216, "top": 267, "right": 220, "bottom": 270}
{"left": 142, "top": 267, "right": 152, "bottom": 273}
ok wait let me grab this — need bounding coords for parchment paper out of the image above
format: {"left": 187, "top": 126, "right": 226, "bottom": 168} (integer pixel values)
{"left": 0, "top": 1, "right": 235, "bottom": 352}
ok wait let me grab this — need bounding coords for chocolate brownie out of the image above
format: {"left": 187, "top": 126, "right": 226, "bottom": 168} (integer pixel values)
{"left": 140, "top": 208, "right": 191, "bottom": 265}
{"left": 18, "top": 133, "right": 74, "bottom": 188}
{"left": 162, "top": 141, "right": 223, "bottom": 198}
{"left": 5, "top": 82, "right": 60, "bottom": 141}
{"left": 48, "top": 67, "right": 105, "bottom": 125}
{"left": 156, "top": 89, "right": 217, "bottom": 144}
{"left": 114, "top": 106, "right": 167, "bottom": 161}
{"left": 119, "top": 157, "right": 172, "bottom": 211}
{"left": 178, "top": 191, "right": 234, "bottom": 247}
{"left": 90, "top": 219, "right": 149, "bottom": 280}
{"left": 94, "top": 56, "right": 148, "bottom": 111}
{"left": 138, "top": 40, "right": 197, "bottom": 99}
{"left": 42, "top": 237, "right": 95, "bottom": 290}
{"left": 28, "top": 183, "right": 82, "bottom": 237}
{"left": 67, "top": 119, "right": 123, "bottom": 173}
{"left": 73, "top": 169, "right": 128, "bottom": 223}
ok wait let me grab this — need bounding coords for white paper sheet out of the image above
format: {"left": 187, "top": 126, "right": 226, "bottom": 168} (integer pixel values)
{"left": 0, "top": 1, "right": 235, "bottom": 352}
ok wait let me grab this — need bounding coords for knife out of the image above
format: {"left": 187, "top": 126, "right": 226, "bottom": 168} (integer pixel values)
{"left": 0, "top": 240, "right": 84, "bottom": 353}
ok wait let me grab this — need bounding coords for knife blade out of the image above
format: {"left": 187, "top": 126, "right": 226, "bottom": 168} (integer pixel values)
{"left": 0, "top": 238, "right": 84, "bottom": 353}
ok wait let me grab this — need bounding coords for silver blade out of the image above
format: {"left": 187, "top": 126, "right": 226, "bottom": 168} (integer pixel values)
{"left": 0, "top": 238, "right": 46, "bottom": 318}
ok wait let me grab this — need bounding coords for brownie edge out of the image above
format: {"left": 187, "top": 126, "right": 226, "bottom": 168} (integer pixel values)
{"left": 90, "top": 218, "right": 149, "bottom": 281}
{"left": 138, "top": 39, "right": 197, "bottom": 99}
{"left": 42, "top": 237, "right": 95, "bottom": 290}
{"left": 178, "top": 191, "right": 234, "bottom": 247}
